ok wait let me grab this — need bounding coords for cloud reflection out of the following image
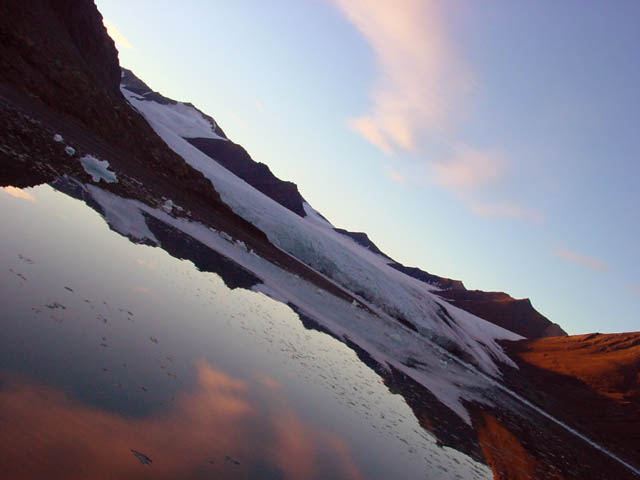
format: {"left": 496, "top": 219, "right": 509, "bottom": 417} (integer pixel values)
{"left": 0, "top": 362, "right": 363, "bottom": 479}
{"left": 1, "top": 186, "right": 37, "bottom": 202}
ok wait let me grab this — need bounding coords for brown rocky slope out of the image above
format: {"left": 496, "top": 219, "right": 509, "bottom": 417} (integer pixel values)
{"left": 501, "top": 332, "right": 640, "bottom": 468}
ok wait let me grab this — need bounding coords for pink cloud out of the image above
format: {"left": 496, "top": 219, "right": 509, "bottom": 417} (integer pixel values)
{"left": 555, "top": 248, "right": 610, "bottom": 272}
{"left": 387, "top": 168, "right": 408, "bottom": 185}
{"left": 432, "top": 148, "right": 505, "bottom": 190}
{"left": 1, "top": 186, "right": 36, "bottom": 202}
{"left": 470, "top": 201, "right": 543, "bottom": 222}
{"left": 329, "top": 0, "right": 470, "bottom": 154}
{"left": 330, "top": 1, "right": 542, "bottom": 222}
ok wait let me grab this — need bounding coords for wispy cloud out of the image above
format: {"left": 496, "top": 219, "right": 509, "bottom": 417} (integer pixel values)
{"left": 104, "top": 20, "right": 134, "bottom": 51}
{"left": 431, "top": 148, "right": 505, "bottom": 191}
{"left": 555, "top": 248, "right": 610, "bottom": 272}
{"left": 329, "top": 0, "right": 470, "bottom": 154}
{"left": 387, "top": 168, "right": 408, "bottom": 185}
{"left": 1, "top": 186, "right": 36, "bottom": 202}
{"left": 470, "top": 201, "right": 543, "bottom": 222}
{"left": 330, "top": 0, "right": 537, "bottom": 220}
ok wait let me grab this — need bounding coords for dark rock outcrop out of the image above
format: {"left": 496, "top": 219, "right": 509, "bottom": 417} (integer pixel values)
{"left": 332, "top": 228, "right": 393, "bottom": 260}
{"left": 185, "top": 137, "right": 307, "bottom": 217}
{"left": 437, "top": 289, "right": 567, "bottom": 338}
{"left": 388, "top": 262, "right": 465, "bottom": 290}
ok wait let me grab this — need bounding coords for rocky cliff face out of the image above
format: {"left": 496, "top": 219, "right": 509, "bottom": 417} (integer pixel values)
{"left": 0, "top": 0, "right": 120, "bottom": 134}
{"left": 437, "top": 289, "right": 566, "bottom": 338}
{"left": 186, "top": 137, "right": 308, "bottom": 217}
{"left": 0, "top": 0, "right": 210, "bottom": 186}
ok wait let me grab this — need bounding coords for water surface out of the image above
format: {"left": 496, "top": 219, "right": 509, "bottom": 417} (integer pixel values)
{"left": 0, "top": 184, "right": 492, "bottom": 479}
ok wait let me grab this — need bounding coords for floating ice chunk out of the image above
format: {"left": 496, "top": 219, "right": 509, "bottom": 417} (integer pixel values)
{"left": 80, "top": 155, "right": 118, "bottom": 183}
{"left": 53, "top": 134, "right": 63, "bottom": 143}
{"left": 64, "top": 146, "right": 76, "bottom": 156}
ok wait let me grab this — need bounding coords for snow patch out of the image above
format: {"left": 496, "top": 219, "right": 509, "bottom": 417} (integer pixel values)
{"left": 122, "top": 85, "right": 226, "bottom": 141}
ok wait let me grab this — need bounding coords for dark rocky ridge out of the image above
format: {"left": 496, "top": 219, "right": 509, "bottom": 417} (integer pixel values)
{"left": 388, "top": 262, "right": 466, "bottom": 290}
{"left": 185, "top": 137, "right": 308, "bottom": 217}
{"left": 439, "top": 290, "right": 567, "bottom": 338}
{"left": 333, "top": 228, "right": 394, "bottom": 260}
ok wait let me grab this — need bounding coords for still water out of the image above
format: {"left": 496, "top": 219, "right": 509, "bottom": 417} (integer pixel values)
{"left": 0, "top": 183, "right": 492, "bottom": 479}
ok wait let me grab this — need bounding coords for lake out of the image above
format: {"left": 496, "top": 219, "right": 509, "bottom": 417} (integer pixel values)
{"left": 0, "top": 182, "right": 492, "bottom": 479}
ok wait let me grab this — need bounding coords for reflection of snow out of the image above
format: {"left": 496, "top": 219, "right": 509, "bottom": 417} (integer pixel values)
{"left": 80, "top": 155, "right": 118, "bottom": 184}
{"left": 86, "top": 184, "right": 157, "bottom": 244}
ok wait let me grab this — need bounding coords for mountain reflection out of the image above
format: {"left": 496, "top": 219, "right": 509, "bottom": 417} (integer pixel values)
{"left": 0, "top": 362, "right": 363, "bottom": 479}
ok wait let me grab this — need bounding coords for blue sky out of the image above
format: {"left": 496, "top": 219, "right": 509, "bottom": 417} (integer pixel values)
{"left": 96, "top": 0, "right": 639, "bottom": 334}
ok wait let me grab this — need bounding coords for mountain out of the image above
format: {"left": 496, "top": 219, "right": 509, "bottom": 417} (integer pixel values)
{"left": 118, "top": 70, "right": 564, "bottom": 340}
{"left": 0, "top": 1, "right": 638, "bottom": 478}
{"left": 121, "top": 68, "right": 309, "bottom": 218}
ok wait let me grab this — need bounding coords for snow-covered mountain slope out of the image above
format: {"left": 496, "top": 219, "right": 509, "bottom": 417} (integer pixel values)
{"left": 120, "top": 73, "right": 522, "bottom": 380}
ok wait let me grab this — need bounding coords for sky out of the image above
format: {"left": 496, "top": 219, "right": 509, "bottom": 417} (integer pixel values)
{"left": 96, "top": 0, "right": 640, "bottom": 335}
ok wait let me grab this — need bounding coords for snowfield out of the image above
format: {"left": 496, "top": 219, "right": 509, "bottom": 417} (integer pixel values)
{"left": 119, "top": 78, "right": 526, "bottom": 422}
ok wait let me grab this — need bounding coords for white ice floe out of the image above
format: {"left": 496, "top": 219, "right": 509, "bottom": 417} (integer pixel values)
{"left": 64, "top": 146, "right": 76, "bottom": 156}
{"left": 53, "top": 134, "right": 63, "bottom": 143}
{"left": 80, "top": 155, "right": 118, "bottom": 183}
